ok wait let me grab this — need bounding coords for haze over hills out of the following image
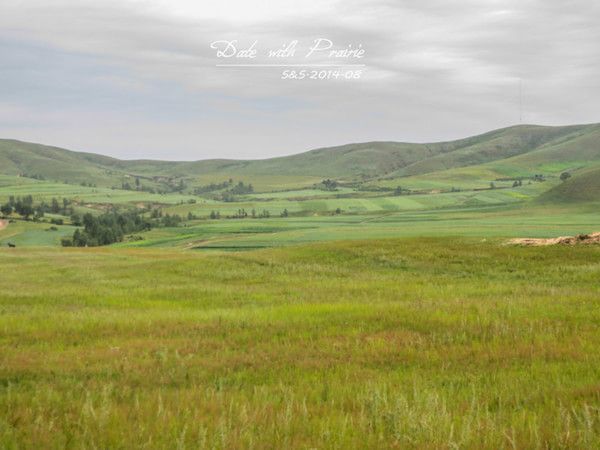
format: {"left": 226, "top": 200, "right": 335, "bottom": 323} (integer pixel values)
{"left": 1, "top": 123, "right": 599, "bottom": 194}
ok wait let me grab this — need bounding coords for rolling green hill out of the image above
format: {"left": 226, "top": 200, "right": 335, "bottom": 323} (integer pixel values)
{"left": 538, "top": 166, "right": 600, "bottom": 203}
{"left": 1, "top": 123, "right": 599, "bottom": 192}
{"left": 385, "top": 124, "right": 598, "bottom": 178}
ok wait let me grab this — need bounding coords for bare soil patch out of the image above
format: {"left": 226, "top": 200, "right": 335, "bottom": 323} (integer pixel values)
{"left": 508, "top": 232, "right": 600, "bottom": 246}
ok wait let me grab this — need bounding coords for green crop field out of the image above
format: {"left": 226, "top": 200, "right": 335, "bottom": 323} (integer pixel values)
{"left": 1, "top": 125, "right": 600, "bottom": 448}
{"left": 106, "top": 203, "right": 599, "bottom": 250}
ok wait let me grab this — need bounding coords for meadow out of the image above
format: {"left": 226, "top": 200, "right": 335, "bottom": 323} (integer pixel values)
{"left": 1, "top": 239, "right": 600, "bottom": 448}
{"left": 1, "top": 126, "right": 600, "bottom": 448}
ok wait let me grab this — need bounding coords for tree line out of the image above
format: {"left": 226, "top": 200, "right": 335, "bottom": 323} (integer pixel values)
{"left": 1, "top": 196, "right": 74, "bottom": 221}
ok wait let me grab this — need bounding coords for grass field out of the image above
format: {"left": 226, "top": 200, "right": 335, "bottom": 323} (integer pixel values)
{"left": 110, "top": 201, "right": 599, "bottom": 250}
{"left": 0, "top": 220, "right": 73, "bottom": 247}
{"left": 0, "top": 181, "right": 197, "bottom": 206}
{"left": 1, "top": 125, "right": 600, "bottom": 448}
{"left": 1, "top": 239, "right": 600, "bottom": 448}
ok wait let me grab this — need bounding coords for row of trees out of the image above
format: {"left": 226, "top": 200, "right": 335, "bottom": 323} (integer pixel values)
{"left": 117, "top": 176, "right": 186, "bottom": 194}
{"left": 1, "top": 195, "right": 35, "bottom": 219}
{"left": 194, "top": 180, "right": 233, "bottom": 194}
{"left": 149, "top": 209, "right": 184, "bottom": 226}
{"left": 209, "top": 209, "right": 275, "bottom": 219}
{"left": 214, "top": 182, "right": 255, "bottom": 202}
{"left": 1, "top": 196, "right": 75, "bottom": 221}
{"left": 193, "top": 179, "right": 254, "bottom": 196}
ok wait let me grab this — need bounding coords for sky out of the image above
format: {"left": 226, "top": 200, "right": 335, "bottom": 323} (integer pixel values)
{"left": 0, "top": 0, "right": 599, "bottom": 160}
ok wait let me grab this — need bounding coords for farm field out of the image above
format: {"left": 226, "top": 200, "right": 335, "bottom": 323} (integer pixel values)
{"left": 0, "top": 219, "right": 73, "bottom": 247}
{"left": 1, "top": 239, "right": 600, "bottom": 448}
{"left": 162, "top": 183, "right": 550, "bottom": 217}
{"left": 0, "top": 181, "right": 197, "bottom": 206}
{"left": 114, "top": 203, "right": 600, "bottom": 250}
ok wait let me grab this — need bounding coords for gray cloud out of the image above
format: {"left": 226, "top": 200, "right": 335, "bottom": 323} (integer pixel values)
{"left": 0, "top": 0, "right": 598, "bottom": 160}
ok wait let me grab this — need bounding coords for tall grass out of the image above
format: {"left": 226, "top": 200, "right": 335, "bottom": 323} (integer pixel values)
{"left": 1, "top": 238, "right": 600, "bottom": 448}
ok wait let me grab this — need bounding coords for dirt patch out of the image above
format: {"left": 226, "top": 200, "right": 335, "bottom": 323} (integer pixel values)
{"left": 508, "top": 232, "right": 600, "bottom": 246}
{"left": 0, "top": 220, "right": 8, "bottom": 231}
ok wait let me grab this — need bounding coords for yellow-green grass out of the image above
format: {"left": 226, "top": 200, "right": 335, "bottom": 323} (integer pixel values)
{"left": 1, "top": 239, "right": 600, "bottom": 448}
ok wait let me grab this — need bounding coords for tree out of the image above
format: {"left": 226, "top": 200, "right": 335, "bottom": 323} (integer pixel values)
{"left": 281, "top": 208, "right": 289, "bottom": 217}
{"left": 51, "top": 198, "right": 60, "bottom": 213}
{"left": 560, "top": 172, "right": 572, "bottom": 182}
{"left": 71, "top": 214, "right": 82, "bottom": 226}
{"left": 0, "top": 203, "right": 12, "bottom": 217}
{"left": 322, "top": 179, "right": 338, "bottom": 191}
{"left": 19, "top": 204, "right": 34, "bottom": 220}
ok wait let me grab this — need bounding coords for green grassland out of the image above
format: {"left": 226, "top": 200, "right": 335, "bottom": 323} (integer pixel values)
{"left": 111, "top": 202, "right": 599, "bottom": 250}
{"left": 1, "top": 240, "right": 600, "bottom": 448}
{"left": 1, "top": 124, "right": 600, "bottom": 448}
{"left": 0, "top": 220, "right": 73, "bottom": 247}
{"left": 3, "top": 178, "right": 587, "bottom": 250}
{"left": 163, "top": 183, "right": 550, "bottom": 217}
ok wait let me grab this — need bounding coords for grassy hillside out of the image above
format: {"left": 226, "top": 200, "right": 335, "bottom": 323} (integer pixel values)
{"left": 386, "top": 124, "right": 597, "bottom": 178}
{"left": 373, "top": 124, "right": 600, "bottom": 193}
{"left": 2, "top": 123, "right": 599, "bottom": 191}
{"left": 539, "top": 166, "right": 600, "bottom": 203}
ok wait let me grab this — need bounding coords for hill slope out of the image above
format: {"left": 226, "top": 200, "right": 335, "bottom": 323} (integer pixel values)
{"left": 1, "top": 123, "right": 599, "bottom": 189}
{"left": 387, "top": 124, "right": 598, "bottom": 177}
{"left": 538, "top": 166, "right": 600, "bottom": 203}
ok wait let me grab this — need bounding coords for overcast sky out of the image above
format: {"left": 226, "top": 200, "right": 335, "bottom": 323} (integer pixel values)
{"left": 1, "top": 0, "right": 599, "bottom": 160}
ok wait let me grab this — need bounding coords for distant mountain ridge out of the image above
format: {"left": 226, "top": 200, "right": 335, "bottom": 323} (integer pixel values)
{"left": 1, "top": 123, "right": 599, "bottom": 189}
